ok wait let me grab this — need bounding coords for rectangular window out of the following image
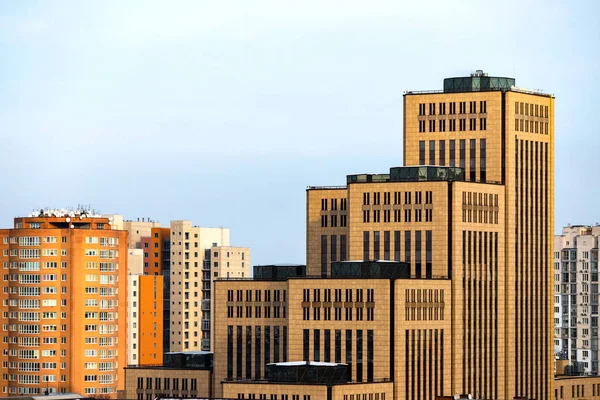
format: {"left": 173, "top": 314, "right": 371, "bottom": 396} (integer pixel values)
{"left": 415, "top": 231, "right": 422, "bottom": 277}
{"left": 459, "top": 139, "right": 466, "bottom": 169}
{"left": 236, "top": 326, "right": 242, "bottom": 379}
{"left": 227, "top": 326, "right": 233, "bottom": 379}
{"left": 264, "top": 326, "right": 271, "bottom": 366}
{"left": 340, "top": 235, "right": 347, "bottom": 261}
{"left": 303, "top": 329, "right": 309, "bottom": 361}
{"left": 383, "top": 231, "right": 390, "bottom": 260}
{"left": 426, "top": 230, "right": 432, "bottom": 278}
{"left": 480, "top": 139, "right": 486, "bottom": 182}
{"left": 405, "top": 231, "right": 411, "bottom": 269}
{"left": 274, "top": 326, "right": 280, "bottom": 363}
{"left": 469, "top": 139, "right": 476, "bottom": 181}
{"left": 449, "top": 140, "right": 456, "bottom": 167}
{"left": 429, "top": 140, "right": 435, "bottom": 165}
{"left": 335, "top": 330, "right": 342, "bottom": 363}
{"left": 419, "top": 141, "right": 425, "bottom": 165}
{"left": 255, "top": 327, "right": 261, "bottom": 379}
{"left": 439, "top": 140, "right": 445, "bottom": 166}
{"left": 367, "top": 330, "right": 374, "bottom": 382}
{"left": 346, "top": 330, "right": 352, "bottom": 378}
{"left": 330, "top": 235, "right": 337, "bottom": 263}
{"left": 324, "top": 329, "right": 331, "bottom": 362}
{"left": 246, "top": 326, "right": 252, "bottom": 379}
{"left": 283, "top": 326, "right": 288, "bottom": 362}
{"left": 314, "top": 330, "right": 320, "bottom": 362}
{"left": 356, "top": 330, "right": 363, "bottom": 382}
{"left": 373, "top": 231, "right": 380, "bottom": 261}
{"left": 394, "top": 231, "right": 401, "bottom": 261}
{"left": 363, "top": 232, "right": 370, "bottom": 261}
{"left": 321, "top": 235, "right": 327, "bottom": 277}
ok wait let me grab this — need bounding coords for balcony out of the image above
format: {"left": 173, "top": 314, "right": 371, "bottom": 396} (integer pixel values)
{"left": 201, "top": 299, "right": 211, "bottom": 311}
{"left": 201, "top": 339, "right": 210, "bottom": 351}
{"left": 201, "top": 319, "right": 210, "bottom": 331}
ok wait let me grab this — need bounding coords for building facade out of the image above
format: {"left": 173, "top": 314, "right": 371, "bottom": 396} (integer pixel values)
{"left": 127, "top": 274, "right": 164, "bottom": 366}
{"left": 554, "top": 225, "right": 600, "bottom": 374}
{"left": 0, "top": 210, "right": 127, "bottom": 396}
{"left": 213, "top": 263, "right": 452, "bottom": 400}
{"left": 304, "top": 71, "right": 554, "bottom": 400}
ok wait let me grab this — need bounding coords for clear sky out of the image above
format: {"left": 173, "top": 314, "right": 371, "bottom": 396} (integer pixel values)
{"left": 0, "top": 1, "right": 598, "bottom": 265}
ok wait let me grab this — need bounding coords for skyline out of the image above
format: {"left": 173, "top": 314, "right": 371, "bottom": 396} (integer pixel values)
{"left": 1, "top": 1, "right": 599, "bottom": 265}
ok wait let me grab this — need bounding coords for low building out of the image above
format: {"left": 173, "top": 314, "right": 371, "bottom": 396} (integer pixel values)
{"left": 213, "top": 261, "right": 452, "bottom": 399}
{"left": 222, "top": 361, "right": 393, "bottom": 400}
{"left": 122, "top": 351, "right": 213, "bottom": 399}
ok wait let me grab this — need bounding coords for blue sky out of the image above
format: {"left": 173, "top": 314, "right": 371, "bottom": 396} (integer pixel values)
{"left": 0, "top": 1, "right": 598, "bottom": 265}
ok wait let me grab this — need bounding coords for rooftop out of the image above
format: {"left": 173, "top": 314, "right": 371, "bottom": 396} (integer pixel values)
{"left": 404, "top": 70, "right": 552, "bottom": 97}
{"left": 347, "top": 166, "right": 467, "bottom": 184}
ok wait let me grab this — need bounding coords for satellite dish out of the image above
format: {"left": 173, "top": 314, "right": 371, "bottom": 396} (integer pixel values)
{"left": 70, "top": 224, "right": 75, "bottom": 229}
{"left": 66, "top": 218, "right": 70, "bottom": 223}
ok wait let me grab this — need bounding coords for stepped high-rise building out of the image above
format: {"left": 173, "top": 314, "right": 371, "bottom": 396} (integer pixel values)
{"left": 0, "top": 210, "right": 127, "bottom": 396}
{"left": 554, "top": 225, "right": 600, "bottom": 375}
{"left": 305, "top": 71, "right": 555, "bottom": 400}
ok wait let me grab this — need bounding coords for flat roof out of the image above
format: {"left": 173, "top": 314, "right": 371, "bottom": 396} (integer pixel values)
{"left": 267, "top": 361, "right": 347, "bottom": 367}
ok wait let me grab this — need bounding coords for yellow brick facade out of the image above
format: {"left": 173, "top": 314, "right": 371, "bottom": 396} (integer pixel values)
{"left": 303, "top": 77, "right": 554, "bottom": 400}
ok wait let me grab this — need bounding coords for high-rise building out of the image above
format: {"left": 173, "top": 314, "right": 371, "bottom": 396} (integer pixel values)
{"left": 0, "top": 209, "right": 127, "bottom": 396}
{"left": 304, "top": 71, "right": 554, "bottom": 400}
{"left": 127, "top": 274, "right": 163, "bottom": 366}
{"left": 554, "top": 225, "right": 600, "bottom": 375}
{"left": 158, "top": 221, "right": 250, "bottom": 353}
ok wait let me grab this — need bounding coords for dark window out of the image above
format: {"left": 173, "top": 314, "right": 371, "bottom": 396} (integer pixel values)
{"left": 227, "top": 326, "right": 233, "bottom": 379}
{"left": 237, "top": 326, "right": 243, "bottom": 378}
{"left": 283, "top": 326, "right": 288, "bottom": 362}
{"left": 324, "top": 329, "right": 331, "bottom": 362}
{"left": 265, "top": 326, "right": 271, "bottom": 365}
{"left": 469, "top": 139, "right": 476, "bottom": 181}
{"left": 429, "top": 140, "right": 435, "bottom": 165}
{"left": 346, "top": 330, "right": 353, "bottom": 377}
{"left": 246, "top": 326, "right": 252, "bottom": 378}
{"left": 303, "top": 329, "right": 310, "bottom": 361}
{"left": 314, "top": 330, "right": 320, "bottom": 362}
{"left": 363, "top": 232, "right": 370, "bottom": 261}
{"left": 255, "top": 327, "right": 261, "bottom": 379}
{"left": 321, "top": 235, "right": 327, "bottom": 277}
{"left": 419, "top": 141, "right": 425, "bottom": 165}
{"left": 459, "top": 139, "right": 466, "bottom": 169}
{"left": 439, "top": 140, "right": 445, "bottom": 166}
{"left": 367, "top": 330, "right": 374, "bottom": 382}
{"left": 340, "top": 235, "right": 347, "bottom": 261}
{"left": 415, "top": 231, "right": 422, "bottom": 277}
{"left": 373, "top": 231, "right": 380, "bottom": 260}
{"left": 274, "top": 326, "right": 280, "bottom": 363}
{"left": 405, "top": 231, "right": 411, "bottom": 269}
{"left": 426, "top": 230, "right": 432, "bottom": 278}
{"left": 330, "top": 235, "right": 337, "bottom": 262}
{"left": 449, "top": 140, "right": 456, "bottom": 167}
{"left": 394, "top": 231, "right": 401, "bottom": 261}
{"left": 480, "top": 139, "right": 487, "bottom": 182}
{"left": 335, "top": 330, "right": 342, "bottom": 363}
{"left": 384, "top": 231, "right": 390, "bottom": 260}
{"left": 356, "top": 330, "right": 363, "bottom": 382}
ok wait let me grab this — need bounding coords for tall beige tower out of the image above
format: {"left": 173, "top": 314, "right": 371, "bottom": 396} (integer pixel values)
{"left": 402, "top": 72, "right": 554, "bottom": 400}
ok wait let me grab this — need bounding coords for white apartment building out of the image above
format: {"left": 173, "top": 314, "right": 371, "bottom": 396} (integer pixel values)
{"left": 168, "top": 221, "right": 250, "bottom": 352}
{"left": 554, "top": 225, "right": 600, "bottom": 375}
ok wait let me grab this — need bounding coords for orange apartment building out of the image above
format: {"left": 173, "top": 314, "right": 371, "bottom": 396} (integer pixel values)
{"left": 0, "top": 210, "right": 127, "bottom": 397}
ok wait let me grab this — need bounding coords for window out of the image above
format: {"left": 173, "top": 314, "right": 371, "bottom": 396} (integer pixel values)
{"left": 429, "top": 140, "right": 435, "bottom": 165}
